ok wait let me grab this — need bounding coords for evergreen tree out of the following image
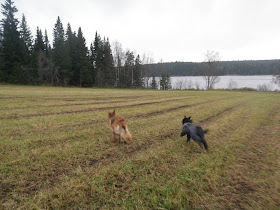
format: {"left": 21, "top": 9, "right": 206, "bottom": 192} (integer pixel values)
{"left": 122, "top": 50, "right": 134, "bottom": 88}
{"left": 65, "top": 23, "right": 77, "bottom": 85}
{"left": 134, "top": 54, "right": 143, "bottom": 87}
{"left": 103, "top": 38, "right": 115, "bottom": 86}
{"left": 20, "top": 14, "right": 33, "bottom": 52}
{"left": 44, "top": 29, "right": 51, "bottom": 56}
{"left": 36, "top": 29, "right": 56, "bottom": 85}
{"left": 89, "top": 42, "right": 96, "bottom": 86}
{"left": 18, "top": 14, "right": 34, "bottom": 84}
{"left": 160, "top": 73, "right": 172, "bottom": 90}
{"left": 76, "top": 27, "right": 92, "bottom": 86}
{"left": 151, "top": 75, "right": 158, "bottom": 89}
{"left": 0, "top": 26, "right": 4, "bottom": 79}
{"left": 53, "top": 16, "right": 71, "bottom": 86}
{"left": 34, "top": 27, "right": 44, "bottom": 52}
{"left": 92, "top": 32, "right": 104, "bottom": 86}
{"left": 34, "top": 27, "right": 49, "bottom": 84}
{"left": 1, "top": 0, "right": 24, "bottom": 83}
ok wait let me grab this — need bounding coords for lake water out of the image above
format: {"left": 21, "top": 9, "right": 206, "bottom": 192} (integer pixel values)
{"left": 146, "top": 75, "right": 280, "bottom": 91}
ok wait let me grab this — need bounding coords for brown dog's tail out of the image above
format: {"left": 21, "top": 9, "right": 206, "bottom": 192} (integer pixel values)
{"left": 121, "top": 125, "right": 132, "bottom": 143}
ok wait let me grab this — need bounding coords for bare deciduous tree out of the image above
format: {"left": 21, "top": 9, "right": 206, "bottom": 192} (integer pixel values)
{"left": 175, "top": 79, "right": 184, "bottom": 90}
{"left": 37, "top": 49, "right": 58, "bottom": 85}
{"left": 257, "top": 83, "right": 272, "bottom": 92}
{"left": 203, "top": 50, "right": 220, "bottom": 90}
{"left": 142, "top": 51, "right": 154, "bottom": 88}
{"left": 227, "top": 79, "right": 238, "bottom": 90}
{"left": 186, "top": 79, "right": 193, "bottom": 89}
{"left": 112, "top": 41, "right": 125, "bottom": 87}
{"left": 272, "top": 61, "right": 280, "bottom": 87}
{"left": 195, "top": 82, "right": 200, "bottom": 90}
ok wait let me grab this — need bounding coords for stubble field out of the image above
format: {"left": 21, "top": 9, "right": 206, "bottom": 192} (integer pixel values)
{"left": 0, "top": 85, "right": 279, "bottom": 209}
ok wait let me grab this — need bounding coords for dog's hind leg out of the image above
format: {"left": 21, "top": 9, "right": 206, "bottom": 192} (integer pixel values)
{"left": 201, "top": 137, "right": 208, "bottom": 151}
{"left": 186, "top": 134, "right": 191, "bottom": 143}
{"left": 197, "top": 142, "right": 204, "bottom": 149}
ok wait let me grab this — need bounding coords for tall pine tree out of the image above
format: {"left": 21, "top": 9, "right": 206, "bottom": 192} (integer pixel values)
{"left": 34, "top": 27, "right": 44, "bottom": 52}
{"left": 19, "top": 14, "right": 34, "bottom": 84}
{"left": 20, "top": 14, "right": 33, "bottom": 52}
{"left": 37, "top": 29, "right": 56, "bottom": 85}
{"left": 134, "top": 54, "right": 143, "bottom": 88}
{"left": 89, "top": 42, "right": 96, "bottom": 86}
{"left": 44, "top": 29, "right": 51, "bottom": 57}
{"left": 122, "top": 50, "right": 134, "bottom": 88}
{"left": 1, "top": 0, "right": 24, "bottom": 83}
{"left": 76, "top": 27, "right": 92, "bottom": 87}
{"left": 65, "top": 23, "right": 77, "bottom": 86}
{"left": 151, "top": 75, "right": 158, "bottom": 89}
{"left": 92, "top": 32, "right": 104, "bottom": 86}
{"left": 103, "top": 38, "right": 115, "bottom": 86}
{"left": 0, "top": 26, "right": 4, "bottom": 78}
{"left": 53, "top": 16, "right": 71, "bottom": 86}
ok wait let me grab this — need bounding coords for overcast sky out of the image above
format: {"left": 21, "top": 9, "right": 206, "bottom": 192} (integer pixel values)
{"left": 5, "top": 0, "right": 280, "bottom": 62}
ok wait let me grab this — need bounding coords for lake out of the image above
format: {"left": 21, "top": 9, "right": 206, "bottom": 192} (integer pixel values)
{"left": 146, "top": 75, "right": 280, "bottom": 91}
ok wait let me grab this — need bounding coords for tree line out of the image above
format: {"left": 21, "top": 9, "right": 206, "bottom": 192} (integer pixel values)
{"left": 143, "top": 59, "right": 280, "bottom": 77}
{"left": 1, "top": 0, "right": 279, "bottom": 89}
{"left": 0, "top": 0, "right": 144, "bottom": 88}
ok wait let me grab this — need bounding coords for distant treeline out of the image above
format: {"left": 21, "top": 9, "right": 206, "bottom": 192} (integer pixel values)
{"left": 143, "top": 60, "right": 280, "bottom": 77}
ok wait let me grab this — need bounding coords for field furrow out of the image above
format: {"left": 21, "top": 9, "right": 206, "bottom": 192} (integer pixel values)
{"left": 0, "top": 85, "right": 279, "bottom": 209}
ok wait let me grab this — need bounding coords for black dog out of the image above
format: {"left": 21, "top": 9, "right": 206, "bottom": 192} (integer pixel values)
{"left": 181, "top": 116, "right": 208, "bottom": 151}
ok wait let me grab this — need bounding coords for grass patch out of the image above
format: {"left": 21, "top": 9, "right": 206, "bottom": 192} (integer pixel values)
{"left": 0, "top": 85, "right": 279, "bottom": 209}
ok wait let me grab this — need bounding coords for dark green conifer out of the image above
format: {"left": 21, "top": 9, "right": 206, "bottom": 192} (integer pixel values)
{"left": 1, "top": 0, "right": 24, "bottom": 83}
{"left": 76, "top": 27, "right": 92, "bottom": 87}
{"left": 53, "top": 16, "right": 71, "bottom": 86}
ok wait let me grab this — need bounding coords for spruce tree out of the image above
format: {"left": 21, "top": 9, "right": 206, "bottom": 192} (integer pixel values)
{"left": 18, "top": 14, "right": 34, "bottom": 84}
{"left": 134, "top": 54, "right": 143, "bottom": 88}
{"left": 65, "top": 23, "right": 77, "bottom": 85}
{"left": 36, "top": 29, "right": 56, "bottom": 85}
{"left": 92, "top": 32, "right": 104, "bottom": 86}
{"left": 53, "top": 16, "right": 71, "bottom": 86}
{"left": 103, "top": 38, "right": 115, "bottom": 86}
{"left": 160, "top": 73, "right": 172, "bottom": 90}
{"left": 20, "top": 14, "right": 33, "bottom": 52}
{"left": 44, "top": 30, "right": 51, "bottom": 56}
{"left": 1, "top": 0, "right": 24, "bottom": 83}
{"left": 89, "top": 42, "right": 96, "bottom": 86}
{"left": 76, "top": 27, "right": 92, "bottom": 87}
{"left": 34, "top": 27, "right": 44, "bottom": 52}
{"left": 123, "top": 50, "right": 134, "bottom": 88}
{"left": 0, "top": 26, "right": 4, "bottom": 79}
{"left": 151, "top": 75, "right": 158, "bottom": 89}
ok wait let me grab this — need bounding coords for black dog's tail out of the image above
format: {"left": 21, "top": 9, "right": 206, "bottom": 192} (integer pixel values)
{"left": 203, "top": 129, "right": 209, "bottom": 134}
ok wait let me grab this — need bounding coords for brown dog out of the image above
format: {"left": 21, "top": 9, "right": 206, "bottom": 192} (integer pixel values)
{"left": 108, "top": 110, "right": 132, "bottom": 143}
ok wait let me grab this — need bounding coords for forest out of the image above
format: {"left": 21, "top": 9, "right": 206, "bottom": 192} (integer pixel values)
{"left": 0, "top": 0, "right": 279, "bottom": 88}
{"left": 143, "top": 60, "right": 280, "bottom": 77}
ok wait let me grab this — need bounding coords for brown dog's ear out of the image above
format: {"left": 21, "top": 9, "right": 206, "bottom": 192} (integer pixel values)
{"left": 113, "top": 110, "right": 115, "bottom": 115}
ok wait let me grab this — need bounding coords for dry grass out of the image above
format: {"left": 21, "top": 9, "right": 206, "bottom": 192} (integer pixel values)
{"left": 0, "top": 85, "right": 279, "bottom": 209}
